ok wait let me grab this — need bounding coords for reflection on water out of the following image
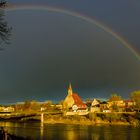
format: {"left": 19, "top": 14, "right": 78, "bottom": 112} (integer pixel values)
{"left": 40, "top": 122, "right": 44, "bottom": 140}
{"left": 0, "top": 121, "right": 140, "bottom": 140}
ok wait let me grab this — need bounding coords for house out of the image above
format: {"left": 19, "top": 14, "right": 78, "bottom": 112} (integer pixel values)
{"left": 124, "top": 100, "right": 136, "bottom": 112}
{"left": 63, "top": 84, "right": 87, "bottom": 113}
{"left": 108, "top": 100, "right": 125, "bottom": 108}
{"left": 90, "top": 99, "right": 100, "bottom": 112}
{"left": 100, "top": 101, "right": 109, "bottom": 112}
{"left": 124, "top": 100, "right": 136, "bottom": 107}
{"left": 107, "top": 100, "right": 126, "bottom": 112}
{"left": 0, "top": 106, "right": 15, "bottom": 113}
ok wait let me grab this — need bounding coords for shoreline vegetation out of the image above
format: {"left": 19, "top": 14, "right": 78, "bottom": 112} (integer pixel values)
{"left": 42, "top": 112, "right": 140, "bottom": 127}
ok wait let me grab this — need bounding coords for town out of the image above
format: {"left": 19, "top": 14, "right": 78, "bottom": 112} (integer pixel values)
{"left": 0, "top": 84, "right": 140, "bottom": 114}
{"left": 0, "top": 84, "right": 140, "bottom": 127}
{"left": 0, "top": 84, "right": 139, "bottom": 139}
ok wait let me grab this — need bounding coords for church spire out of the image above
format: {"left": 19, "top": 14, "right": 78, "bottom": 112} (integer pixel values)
{"left": 68, "top": 83, "right": 73, "bottom": 95}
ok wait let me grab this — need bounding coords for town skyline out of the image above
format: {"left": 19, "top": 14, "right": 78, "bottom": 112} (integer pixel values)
{"left": 0, "top": 83, "right": 138, "bottom": 105}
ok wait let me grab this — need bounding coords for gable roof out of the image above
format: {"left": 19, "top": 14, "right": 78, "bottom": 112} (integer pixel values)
{"left": 92, "top": 99, "right": 100, "bottom": 106}
{"left": 124, "top": 100, "right": 135, "bottom": 103}
{"left": 72, "top": 93, "right": 87, "bottom": 109}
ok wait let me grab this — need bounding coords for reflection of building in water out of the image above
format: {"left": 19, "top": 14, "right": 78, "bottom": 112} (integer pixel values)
{"left": 91, "top": 133, "right": 100, "bottom": 140}
{"left": 40, "top": 122, "right": 44, "bottom": 140}
{"left": 63, "top": 83, "right": 87, "bottom": 113}
{"left": 64, "top": 130, "right": 78, "bottom": 140}
{"left": 63, "top": 125, "right": 89, "bottom": 140}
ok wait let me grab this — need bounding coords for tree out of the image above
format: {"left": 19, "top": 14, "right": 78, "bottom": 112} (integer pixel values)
{"left": 23, "top": 100, "right": 32, "bottom": 111}
{"left": 130, "top": 90, "right": 140, "bottom": 110}
{"left": 14, "top": 103, "right": 24, "bottom": 112}
{"left": 23, "top": 100, "right": 41, "bottom": 112}
{"left": 108, "top": 93, "right": 122, "bottom": 112}
{"left": 108, "top": 93, "right": 122, "bottom": 101}
{"left": 111, "top": 102, "right": 119, "bottom": 112}
{"left": 85, "top": 98, "right": 92, "bottom": 108}
{"left": 41, "top": 100, "right": 54, "bottom": 111}
{"left": 0, "top": 0, "right": 6, "bottom": 7}
{"left": 0, "top": 0, "right": 12, "bottom": 47}
{"left": 59, "top": 100, "right": 64, "bottom": 105}
{"left": 45, "top": 100, "right": 53, "bottom": 106}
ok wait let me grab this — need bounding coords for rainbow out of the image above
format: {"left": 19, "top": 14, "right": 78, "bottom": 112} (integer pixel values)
{"left": 5, "top": 4, "right": 140, "bottom": 61}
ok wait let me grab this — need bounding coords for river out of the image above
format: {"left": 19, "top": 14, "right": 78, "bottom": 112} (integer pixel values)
{"left": 0, "top": 121, "right": 140, "bottom": 140}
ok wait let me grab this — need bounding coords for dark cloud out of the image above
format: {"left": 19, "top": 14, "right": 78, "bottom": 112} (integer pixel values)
{"left": 0, "top": 2, "right": 140, "bottom": 103}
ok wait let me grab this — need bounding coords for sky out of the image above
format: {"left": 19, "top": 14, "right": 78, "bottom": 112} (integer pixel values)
{"left": 0, "top": 0, "right": 140, "bottom": 104}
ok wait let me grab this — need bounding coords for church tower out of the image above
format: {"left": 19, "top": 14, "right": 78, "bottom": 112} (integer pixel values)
{"left": 68, "top": 83, "right": 73, "bottom": 96}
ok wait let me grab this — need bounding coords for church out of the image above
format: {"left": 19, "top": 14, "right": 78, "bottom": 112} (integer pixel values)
{"left": 63, "top": 84, "right": 87, "bottom": 112}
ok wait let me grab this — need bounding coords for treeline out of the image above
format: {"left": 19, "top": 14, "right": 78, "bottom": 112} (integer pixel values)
{"left": 14, "top": 100, "right": 61, "bottom": 113}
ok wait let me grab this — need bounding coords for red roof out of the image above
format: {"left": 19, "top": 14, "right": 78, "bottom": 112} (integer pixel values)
{"left": 124, "top": 100, "right": 134, "bottom": 103}
{"left": 72, "top": 93, "right": 87, "bottom": 109}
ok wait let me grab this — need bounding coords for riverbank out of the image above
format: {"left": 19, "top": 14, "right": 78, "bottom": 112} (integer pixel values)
{"left": 43, "top": 117, "right": 130, "bottom": 126}
{"left": 0, "top": 112, "right": 139, "bottom": 127}
{"left": 44, "top": 118, "right": 131, "bottom": 126}
{"left": 43, "top": 113, "right": 140, "bottom": 127}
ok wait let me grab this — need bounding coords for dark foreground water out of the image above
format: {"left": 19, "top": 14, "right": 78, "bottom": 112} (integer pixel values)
{"left": 0, "top": 121, "right": 140, "bottom": 140}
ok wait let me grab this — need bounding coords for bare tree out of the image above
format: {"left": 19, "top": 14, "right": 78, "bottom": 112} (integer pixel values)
{"left": 0, "top": 0, "right": 12, "bottom": 47}
{"left": 0, "top": 0, "right": 6, "bottom": 7}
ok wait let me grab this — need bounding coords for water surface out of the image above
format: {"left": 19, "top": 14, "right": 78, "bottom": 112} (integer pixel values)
{"left": 0, "top": 121, "right": 140, "bottom": 140}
